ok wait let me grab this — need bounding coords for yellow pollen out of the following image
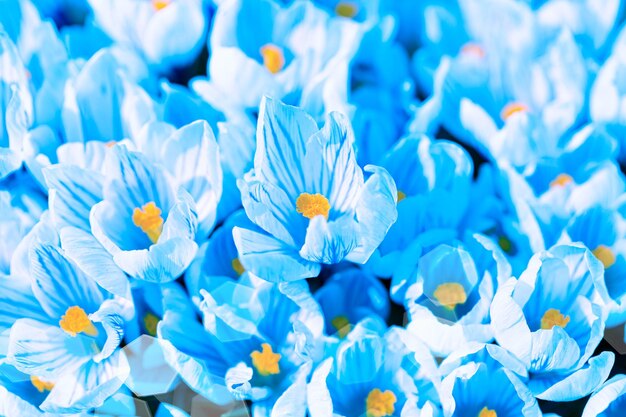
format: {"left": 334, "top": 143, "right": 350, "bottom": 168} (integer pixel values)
{"left": 397, "top": 190, "right": 406, "bottom": 203}
{"left": 105, "top": 141, "right": 117, "bottom": 148}
{"left": 260, "top": 44, "right": 285, "bottom": 74}
{"left": 366, "top": 388, "right": 397, "bottom": 417}
{"left": 143, "top": 312, "right": 159, "bottom": 337}
{"left": 500, "top": 102, "right": 528, "bottom": 121}
{"left": 30, "top": 376, "right": 54, "bottom": 393}
{"left": 478, "top": 407, "right": 497, "bottom": 417}
{"left": 152, "top": 0, "right": 170, "bottom": 11}
{"left": 550, "top": 173, "right": 574, "bottom": 188}
{"left": 331, "top": 315, "right": 352, "bottom": 338}
{"left": 132, "top": 202, "right": 164, "bottom": 244}
{"left": 335, "top": 1, "right": 358, "bottom": 18}
{"left": 593, "top": 245, "right": 616, "bottom": 269}
{"left": 59, "top": 306, "right": 98, "bottom": 337}
{"left": 231, "top": 258, "right": 245, "bottom": 276}
{"left": 296, "top": 193, "right": 330, "bottom": 220}
{"left": 250, "top": 343, "right": 281, "bottom": 376}
{"left": 460, "top": 43, "right": 486, "bottom": 58}
{"left": 541, "top": 308, "right": 570, "bottom": 330}
{"left": 433, "top": 282, "right": 467, "bottom": 310}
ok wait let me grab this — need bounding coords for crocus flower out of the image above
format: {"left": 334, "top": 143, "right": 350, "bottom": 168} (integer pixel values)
{"left": 233, "top": 97, "right": 397, "bottom": 282}
{"left": 490, "top": 243, "right": 614, "bottom": 401}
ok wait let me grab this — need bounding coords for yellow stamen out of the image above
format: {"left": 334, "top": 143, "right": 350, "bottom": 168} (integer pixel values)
{"left": 132, "top": 202, "right": 164, "bottom": 244}
{"left": 152, "top": 0, "right": 170, "bottom": 11}
{"left": 250, "top": 343, "right": 281, "bottom": 376}
{"left": 59, "top": 306, "right": 98, "bottom": 337}
{"left": 550, "top": 173, "right": 573, "bottom": 188}
{"left": 30, "top": 376, "right": 54, "bottom": 393}
{"left": 498, "top": 235, "right": 513, "bottom": 254}
{"left": 231, "top": 258, "right": 245, "bottom": 276}
{"left": 105, "top": 141, "right": 117, "bottom": 148}
{"left": 433, "top": 282, "right": 467, "bottom": 310}
{"left": 460, "top": 43, "right": 486, "bottom": 58}
{"left": 397, "top": 190, "right": 406, "bottom": 203}
{"left": 296, "top": 193, "right": 330, "bottom": 220}
{"left": 478, "top": 407, "right": 497, "bottom": 417}
{"left": 366, "top": 388, "right": 397, "bottom": 417}
{"left": 500, "top": 102, "right": 528, "bottom": 121}
{"left": 541, "top": 308, "right": 570, "bottom": 330}
{"left": 593, "top": 245, "right": 616, "bottom": 269}
{"left": 143, "top": 312, "right": 159, "bottom": 337}
{"left": 260, "top": 44, "right": 285, "bottom": 74}
{"left": 335, "top": 1, "right": 358, "bottom": 18}
{"left": 331, "top": 315, "right": 352, "bottom": 338}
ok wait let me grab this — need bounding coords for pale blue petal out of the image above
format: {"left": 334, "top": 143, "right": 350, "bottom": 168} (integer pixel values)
{"left": 233, "top": 227, "right": 320, "bottom": 282}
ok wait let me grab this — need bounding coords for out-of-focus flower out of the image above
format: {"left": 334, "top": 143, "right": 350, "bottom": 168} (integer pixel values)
{"left": 307, "top": 320, "right": 441, "bottom": 417}
{"left": 88, "top": 0, "right": 208, "bottom": 70}
{"left": 194, "top": 0, "right": 362, "bottom": 118}
{"left": 159, "top": 277, "right": 324, "bottom": 414}
{"left": 401, "top": 233, "right": 511, "bottom": 356}
{"left": 491, "top": 244, "right": 614, "bottom": 401}
{"left": 314, "top": 268, "right": 389, "bottom": 338}
{"left": 440, "top": 357, "right": 540, "bottom": 417}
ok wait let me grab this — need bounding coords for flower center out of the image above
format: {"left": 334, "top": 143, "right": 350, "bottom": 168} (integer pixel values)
{"left": 460, "top": 42, "right": 486, "bottom": 58}
{"left": 143, "top": 312, "right": 159, "bottom": 336}
{"left": 593, "top": 245, "right": 616, "bottom": 269}
{"left": 433, "top": 282, "right": 467, "bottom": 310}
{"left": 550, "top": 173, "right": 574, "bottom": 188}
{"left": 331, "top": 315, "right": 352, "bottom": 338}
{"left": 296, "top": 193, "right": 330, "bottom": 220}
{"left": 152, "top": 0, "right": 170, "bottom": 11}
{"left": 541, "top": 308, "right": 570, "bottom": 330}
{"left": 500, "top": 102, "right": 528, "bottom": 121}
{"left": 59, "top": 306, "right": 98, "bottom": 337}
{"left": 335, "top": 1, "right": 358, "bottom": 18}
{"left": 132, "top": 202, "right": 164, "bottom": 244}
{"left": 250, "top": 343, "right": 281, "bottom": 376}
{"left": 478, "top": 407, "right": 497, "bottom": 417}
{"left": 260, "top": 44, "right": 285, "bottom": 74}
{"left": 397, "top": 190, "right": 406, "bottom": 203}
{"left": 231, "top": 258, "right": 245, "bottom": 276}
{"left": 498, "top": 235, "right": 514, "bottom": 254}
{"left": 366, "top": 388, "right": 397, "bottom": 417}
{"left": 31, "top": 376, "right": 54, "bottom": 393}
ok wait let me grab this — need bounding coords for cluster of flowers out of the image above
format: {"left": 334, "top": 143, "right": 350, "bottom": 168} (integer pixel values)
{"left": 3, "top": 0, "right": 626, "bottom": 416}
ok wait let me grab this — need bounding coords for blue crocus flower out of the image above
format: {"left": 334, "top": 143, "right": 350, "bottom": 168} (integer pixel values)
{"left": 307, "top": 320, "right": 441, "bottom": 417}
{"left": 87, "top": 0, "right": 208, "bottom": 70}
{"left": 233, "top": 97, "right": 397, "bottom": 282}
{"left": 533, "top": 0, "right": 622, "bottom": 59}
{"left": 400, "top": 233, "right": 511, "bottom": 357}
{"left": 61, "top": 48, "right": 155, "bottom": 145}
{"left": 159, "top": 277, "right": 324, "bottom": 415}
{"left": 581, "top": 374, "right": 626, "bottom": 417}
{"left": 193, "top": 0, "right": 362, "bottom": 118}
{"left": 5, "top": 240, "right": 132, "bottom": 413}
{"left": 0, "top": 30, "right": 33, "bottom": 179}
{"left": 490, "top": 243, "right": 614, "bottom": 401}
{"left": 559, "top": 205, "right": 626, "bottom": 326}
{"left": 185, "top": 210, "right": 255, "bottom": 304}
{"left": 88, "top": 144, "right": 198, "bottom": 283}
{"left": 418, "top": 1, "right": 587, "bottom": 156}
{"left": 314, "top": 267, "right": 389, "bottom": 338}
{"left": 370, "top": 134, "right": 473, "bottom": 278}
{"left": 440, "top": 358, "right": 540, "bottom": 417}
